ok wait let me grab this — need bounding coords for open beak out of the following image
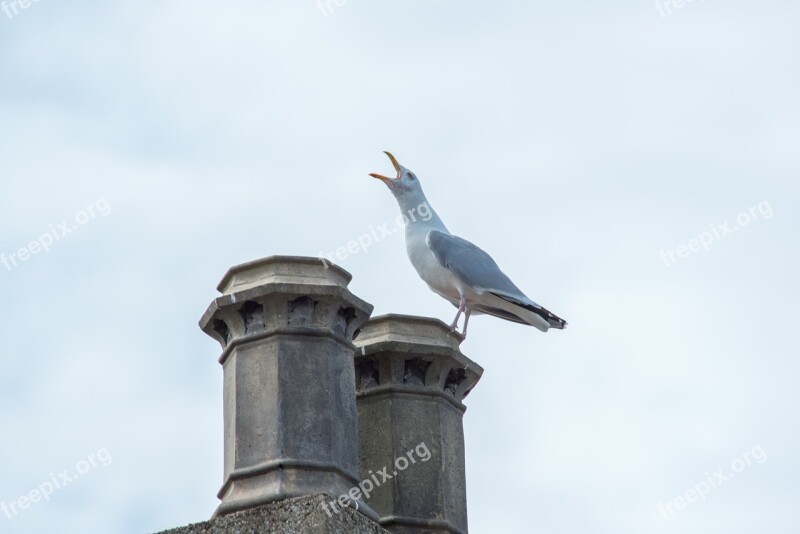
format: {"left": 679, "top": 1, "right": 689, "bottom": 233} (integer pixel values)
{"left": 369, "top": 151, "right": 402, "bottom": 182}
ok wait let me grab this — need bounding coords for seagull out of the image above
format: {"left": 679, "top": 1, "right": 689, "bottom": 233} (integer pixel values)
{"left": 369, "top": 151, "right": 567, "bottom": 340}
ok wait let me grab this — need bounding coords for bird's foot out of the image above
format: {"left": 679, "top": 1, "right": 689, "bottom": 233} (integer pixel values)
{"left": 447, "top": 328, "right": 466, "bottom": 344}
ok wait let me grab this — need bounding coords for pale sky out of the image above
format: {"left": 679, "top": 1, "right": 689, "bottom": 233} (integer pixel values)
{"left": 1, "top": 1, "right": 798, "bottom": 533}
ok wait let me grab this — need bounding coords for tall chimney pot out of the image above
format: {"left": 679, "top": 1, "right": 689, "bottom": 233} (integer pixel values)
{"left": 199, "top": 256, "right": 378, "bottom": 520}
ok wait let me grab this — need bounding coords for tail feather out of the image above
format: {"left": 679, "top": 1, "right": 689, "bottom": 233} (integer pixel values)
{"left": 488, "top": 292, "right": 568, "bottom": 330}
{"left": 472, "top": 305, "right": 531, "bottom": 325}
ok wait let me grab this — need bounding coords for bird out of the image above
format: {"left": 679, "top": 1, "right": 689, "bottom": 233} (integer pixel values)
{"left": 369, "top": 151, "right": 567, "bottom": 340}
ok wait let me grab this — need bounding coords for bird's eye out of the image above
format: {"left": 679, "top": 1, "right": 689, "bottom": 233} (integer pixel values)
{"left": 408, "top": 174, "right": 416, "bottom": 181}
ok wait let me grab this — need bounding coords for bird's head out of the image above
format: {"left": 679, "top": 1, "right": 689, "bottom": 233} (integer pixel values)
{"left": 369, "top": 151, "right": 423, "bottom": 199}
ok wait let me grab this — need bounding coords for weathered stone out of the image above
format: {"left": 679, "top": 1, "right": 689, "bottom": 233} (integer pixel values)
{"left": 354, "top": 315, "right": 483, "bottom": 534}
{"left": 199, "top": 256, "right": 377, "bottom": 520}
{"left": 156, "top": 494, "right": 390, "bottom": 534}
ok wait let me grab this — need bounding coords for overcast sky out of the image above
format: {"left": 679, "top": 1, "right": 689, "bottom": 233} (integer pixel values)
{"left": 1, "top": 1, "right": 798, "bottom": 533}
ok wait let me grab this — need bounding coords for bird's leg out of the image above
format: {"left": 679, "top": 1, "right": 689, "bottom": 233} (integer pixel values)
{"left": 462, "top": 303, "right": 472, "bottom": 338}
{"left": 449, "top": 295, "right": 466, "bottom": 332}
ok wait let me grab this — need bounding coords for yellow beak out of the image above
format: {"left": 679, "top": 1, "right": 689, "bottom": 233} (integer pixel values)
{"left": 369, "top": 151, "right": 402, "bottom": 182}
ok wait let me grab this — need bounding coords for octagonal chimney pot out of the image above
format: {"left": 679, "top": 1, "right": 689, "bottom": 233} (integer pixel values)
{"left": 354, "top": 314, "right": 483, "bottom": 534}
{"left": 199, "top": 256, "right": 378, "bottom": 521}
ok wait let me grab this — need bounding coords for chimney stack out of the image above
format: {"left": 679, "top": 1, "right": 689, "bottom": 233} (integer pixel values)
{"left": 199, "top": 256, "right": 378, "bottom": 520}
{"left": 353, "top": 315, "right": 483, "bottom": 534}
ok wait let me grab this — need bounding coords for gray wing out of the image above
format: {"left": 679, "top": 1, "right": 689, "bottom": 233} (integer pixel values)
{"left": 427, "top": 230, "right": 568, "bottom": 329}
{"left": 426, "top": 230, "right": 535, "bottom": 304}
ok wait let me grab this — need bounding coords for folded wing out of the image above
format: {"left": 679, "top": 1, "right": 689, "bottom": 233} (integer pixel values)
{"left": 426, "top": 230, "right": 567, "bottom": 330}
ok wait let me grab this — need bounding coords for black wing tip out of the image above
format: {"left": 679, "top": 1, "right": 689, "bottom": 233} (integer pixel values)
{"left": 525, "top": 303, "right": 568, "bottom": 330}
{"left": 541, "top": 309, "right": 567, "bottom": 330}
